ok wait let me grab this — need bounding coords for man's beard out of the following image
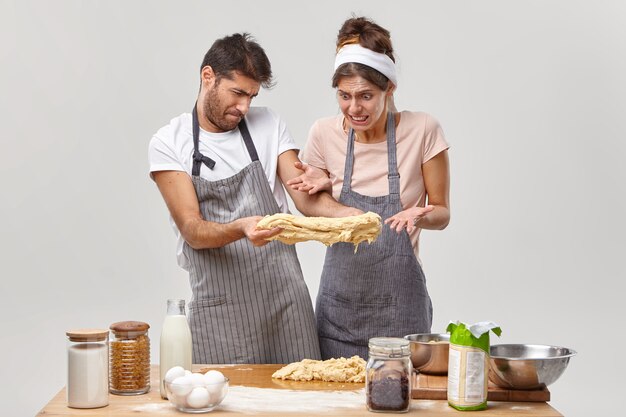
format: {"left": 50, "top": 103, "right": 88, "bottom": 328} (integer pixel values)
{"left": 203, "top": 86, "right": 241, "bottom": 132}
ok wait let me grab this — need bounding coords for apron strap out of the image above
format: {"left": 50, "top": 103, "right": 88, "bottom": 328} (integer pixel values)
{"left": 342, "top": 112, "right": 400, "bottom": 196}
{"left": 238, "top": 118, "right": 259, "bottom": 162}
{"left": 192, "top": 102, "right": 216, "bottom": 176}
{"left": 191, "top": 102, "right": 260, "bottom": 176}
{"left": 386, "top": 111, "right": 400, "bottom": 196}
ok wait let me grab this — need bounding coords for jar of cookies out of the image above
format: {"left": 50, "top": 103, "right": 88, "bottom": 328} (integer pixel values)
{"left": 366, "top": 337, "right": 412, "bottom": 413}
{"left": 109, "top": 321, "right": 150, "bottom": 395}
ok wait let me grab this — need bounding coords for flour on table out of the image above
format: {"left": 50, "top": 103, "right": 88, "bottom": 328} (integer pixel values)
{"left": 221, "top": 386, "right": 365, "bottom": 414}
{"left": 132, "top": 402, "right": 171, "bottom": 413}
{"left": 272, "top": 355, "right": 366, "bottom": 383}
{"left": 256, "top": 212, "right": 381, "bottom": 249}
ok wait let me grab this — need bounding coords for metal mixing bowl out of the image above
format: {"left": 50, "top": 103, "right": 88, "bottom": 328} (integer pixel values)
{"left": 404, "top": 333, "right": 450, "bottom": 375}
{"left": 489, "top": 344, "right": 576, "bottom": 390}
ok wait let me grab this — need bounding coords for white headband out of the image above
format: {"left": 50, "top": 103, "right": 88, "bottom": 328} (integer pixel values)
{"left": 334, "top": 44, "right": 397, "bottom": 86}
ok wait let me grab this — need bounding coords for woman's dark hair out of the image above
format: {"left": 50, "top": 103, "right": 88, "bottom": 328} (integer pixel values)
{"left": 200, "top": 33, "right": 274, "bottom": 88}
{"left": 332, "top": 17, "right": 394, "bottom": 90}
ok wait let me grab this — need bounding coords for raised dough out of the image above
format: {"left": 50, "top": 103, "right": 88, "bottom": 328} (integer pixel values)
{"left": 271, "top": 356, "right": 366, "bottom": 383}
{"left": 256, "top": 211, "right": 381, "bottom": 249}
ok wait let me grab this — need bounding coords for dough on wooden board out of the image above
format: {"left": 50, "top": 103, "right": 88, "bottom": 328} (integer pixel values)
{"left": 272, "top": 356, "right": 366, "bottom": 383}
{"left": 256, "top": 211, "right": 381, "bottom": 248}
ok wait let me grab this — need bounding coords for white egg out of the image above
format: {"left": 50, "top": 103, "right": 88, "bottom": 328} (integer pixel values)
{"left": 208, "top": 383, "right": 228, "bottom": 403}
{"left": 164, "top": 366, "right": 186, "bottom": 384}
{"left": 186, "top": 386, "right": 210, "bottom": 409}
{"left": 169, "top": 376, "right": 193, "bottom": 397}
{"left": 188, "top": 372, "right": 206, "bottom": 387}
{"left": 203, "top": 370, "right": 225, "bottom": 394}
{"left": 203, "top": 370, "right": 225, "bottom": 383}
{"left": 167, "top": 391, "right": 186, "bottom": 406}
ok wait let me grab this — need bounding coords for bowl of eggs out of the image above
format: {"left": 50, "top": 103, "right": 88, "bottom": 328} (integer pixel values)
{"left": 163, "top": 366, "right": 229, "bottom": 413}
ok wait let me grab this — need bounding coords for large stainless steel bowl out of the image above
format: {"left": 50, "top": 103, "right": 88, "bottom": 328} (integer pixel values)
{"left": 489, "top": 344, "right": 576, "bottom": 390}
{"left": 404, "top": 333, "right": 450, "bottom": 375}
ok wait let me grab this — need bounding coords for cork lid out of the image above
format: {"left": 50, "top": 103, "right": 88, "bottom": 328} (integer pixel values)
{"left": 109, "top": 321, "right": 150, "bottom": 337}
{"left": 66, "top": 328, "right": 109, "bottom": 342}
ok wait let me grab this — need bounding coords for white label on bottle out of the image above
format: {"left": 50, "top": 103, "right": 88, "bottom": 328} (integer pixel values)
{"left": 465, "top": 350, "right": 485, "bottom": 401}
{"left": 447, "top": 346, "right": 460, "bottom": 401}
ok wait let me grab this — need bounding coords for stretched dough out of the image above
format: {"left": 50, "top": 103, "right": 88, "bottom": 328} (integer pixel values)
{"left": 272, "top": 356, "right": 366, "bottom": 383}
{"left": 256, "top": 211, "right": 381, "bottom": 249}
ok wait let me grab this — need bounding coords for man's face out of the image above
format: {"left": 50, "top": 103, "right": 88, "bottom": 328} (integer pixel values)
{"left": 203, "top": 71, "right": 260, "bottom": 133}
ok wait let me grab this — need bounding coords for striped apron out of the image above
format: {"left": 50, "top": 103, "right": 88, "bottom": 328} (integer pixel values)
{"left": 185, "top": 104, "right": 321, "bottom": 364}
{"left": 316, "top": 112, "right": 433, "bottom": 360}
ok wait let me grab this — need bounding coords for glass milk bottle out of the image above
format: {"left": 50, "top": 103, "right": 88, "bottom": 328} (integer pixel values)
{"left": 66, "top": 329, "right": 109, "bottom": 409}
{"left": 160, "top": 299, "right": 192, "bottom": 399}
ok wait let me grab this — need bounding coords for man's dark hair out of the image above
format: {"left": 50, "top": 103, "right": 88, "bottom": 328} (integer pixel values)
{"left": 200, "top": 33, "right": 274, "bottom": 88}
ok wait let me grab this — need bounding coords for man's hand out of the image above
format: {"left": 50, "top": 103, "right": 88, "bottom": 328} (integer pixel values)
{"left": 286, "top": 161, "right": 332, "bottom": 195}
{"left": 384, "top": 205, "right": 435, "bottom": 234}
{"left": 239, "top": 216, "right": 283, "bottom": 246}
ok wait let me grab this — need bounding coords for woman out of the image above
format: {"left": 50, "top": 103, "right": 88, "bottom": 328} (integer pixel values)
{"left": 288, "top": 17, "right": 451, "bottom": 360}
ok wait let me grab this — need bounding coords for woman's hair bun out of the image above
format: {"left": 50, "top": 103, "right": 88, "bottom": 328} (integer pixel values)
{"left": 337, "top": 16, "right": 394, "bottom": 61}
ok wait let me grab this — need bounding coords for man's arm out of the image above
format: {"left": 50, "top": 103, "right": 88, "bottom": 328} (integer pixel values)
{"left": 277, "top": 150, "right": 362, "bottom": 218}
{"left": 153, "top": 170, "right": 282, "bottom": 248}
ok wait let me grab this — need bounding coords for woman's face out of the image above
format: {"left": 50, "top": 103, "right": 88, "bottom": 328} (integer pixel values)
{"left": 336, "top": 75, "right": 389, "bottom": 133}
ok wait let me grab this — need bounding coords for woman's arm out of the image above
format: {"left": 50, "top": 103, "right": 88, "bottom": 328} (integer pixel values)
{"left": 278, "top": 150, "right": 361, "bottom": 217}
{"left": 385, "top": 150, "right": 450, "bottom": 233}
{"left": 285, "top": 161, "right": 332, "bottom": 194}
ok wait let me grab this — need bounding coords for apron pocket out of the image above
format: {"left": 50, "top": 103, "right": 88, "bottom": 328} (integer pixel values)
{"left": 318, "top": 292, "right": 396, "bottom": 346}
{"left": 191, "top": 296, "right": 228, "bottom": 309}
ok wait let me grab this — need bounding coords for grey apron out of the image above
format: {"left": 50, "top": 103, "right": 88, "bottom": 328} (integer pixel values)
{"left": 316, "top": 112, "right": 433, "bottom": 360}
{"left": 185, "top": 104, "right": 321, "bottom": 364}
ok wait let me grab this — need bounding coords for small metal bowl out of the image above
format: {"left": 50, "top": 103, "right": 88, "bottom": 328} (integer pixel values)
{"left": 404, "top": 333, "right": 450, "bottom": 375}
{"left": 489, "top": 344, "right": 577, "bottom": 390}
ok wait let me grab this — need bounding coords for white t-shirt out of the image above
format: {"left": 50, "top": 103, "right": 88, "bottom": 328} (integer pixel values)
{"left": 149, "top": 107, "right": 297, "bottom": 270}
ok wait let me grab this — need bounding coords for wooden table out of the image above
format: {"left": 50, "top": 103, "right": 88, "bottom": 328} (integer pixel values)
{"left": 38, "top": 364, "right": 563, "bottom": 416}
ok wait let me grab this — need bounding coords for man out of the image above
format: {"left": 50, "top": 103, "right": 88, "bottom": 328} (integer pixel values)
{"left": 149, "top": 33, "right": 359, "bottom": 364}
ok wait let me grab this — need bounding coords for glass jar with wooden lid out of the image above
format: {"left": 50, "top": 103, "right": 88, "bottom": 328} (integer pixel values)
{"left": 66, "top": 328, "right": 109, "bottom": 408}
{"left": 109, "top": 321, "right": 150, "bottom": 395}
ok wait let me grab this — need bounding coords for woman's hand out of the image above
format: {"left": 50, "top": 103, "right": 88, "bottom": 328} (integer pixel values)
{"left": 286, "top": 161, "right": 332, "bottom": 195}
{"left": 384, "top": 205, "right": 435, "bottom": 234}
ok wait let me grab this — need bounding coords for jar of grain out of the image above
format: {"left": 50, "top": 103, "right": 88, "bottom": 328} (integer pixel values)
{"left": 109, "top": 321, "right": 150, "bottom": 395}
{"left": 66, "top": 329, "right": 109, "bottom": 408}
{"left": 366, "top": 337, "right": 412, "bottom": 413}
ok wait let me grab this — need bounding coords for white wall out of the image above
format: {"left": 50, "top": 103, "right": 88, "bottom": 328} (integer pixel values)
{"left": 1, "top": 1, "right": 624, "bottom": 416}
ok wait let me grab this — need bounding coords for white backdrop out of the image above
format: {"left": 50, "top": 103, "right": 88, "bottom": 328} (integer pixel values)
{"left": 1, "top": 1, "right": 624, "bottom": 416}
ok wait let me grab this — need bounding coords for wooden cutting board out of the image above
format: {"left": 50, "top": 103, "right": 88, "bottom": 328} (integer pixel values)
{"left": 198, "top": 364, "right": 364, "bottom": 391}
{"left": 412, "top": 372, "right": 550, "bottom": 402}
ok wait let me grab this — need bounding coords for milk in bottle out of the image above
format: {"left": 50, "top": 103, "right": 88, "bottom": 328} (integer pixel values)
{"left": 159, "top": 299, "right": 192, "bottom": 399}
